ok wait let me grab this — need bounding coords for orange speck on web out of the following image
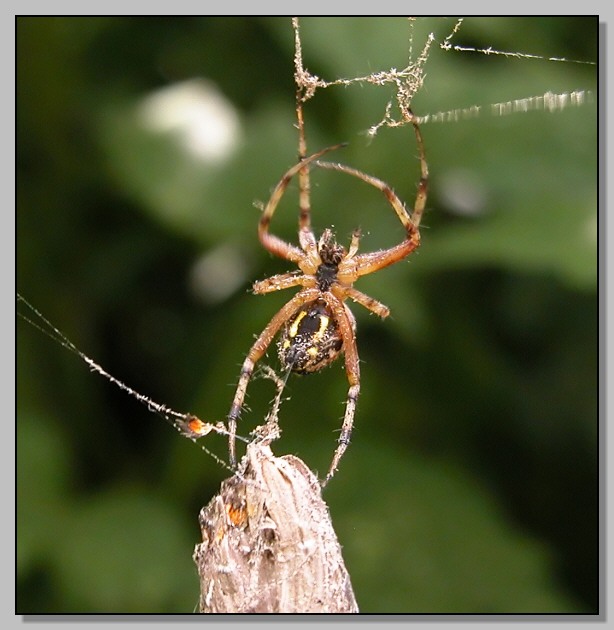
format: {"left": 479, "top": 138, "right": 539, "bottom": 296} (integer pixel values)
{"left": 187, "top": 416, "right": 213, "bottom": 436}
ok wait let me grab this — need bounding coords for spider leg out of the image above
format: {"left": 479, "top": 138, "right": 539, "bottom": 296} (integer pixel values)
{"left": 346, "top": 228, "right": 361, "bottom": 258}
{"left": 294, "top": 98, "right": 324, "bottom": 262}
{"left": 353, "top": 239, "right": 421, "bottom": 276}
{"left": 253, "top": 271, "right": 314, "bottom": 295}
{"left": 296, "top": 95, "right": 311, "bottom": 235}
{"left": 317, "top": 115, "right": 428, "bottom": 276}
{"left": 227, "top": 287, "right": 320, "bottom": 466}
{"left": 338, "top": 285, "right": 390, "bottom": 319}
{"left": 322, "top": 298, "right": 360, "bottom": 485}
{"left": 258, "top": 143, "right": 346, "bottom": 269}
{"left": 316, "top": 160, "right": 422, "bottom": 271}
{"left": 407, "top": 112, "right": 429, "bottom": 229}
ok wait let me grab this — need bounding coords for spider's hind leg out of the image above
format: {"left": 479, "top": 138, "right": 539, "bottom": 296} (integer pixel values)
{"left": 323, "top": 378, "right": 360, "bottom": 487}
{"left": 227, "top": 289, "right": 320, "bottom": 466}
{"left": 322, "top": 300, "right": 360, "bottom": 486}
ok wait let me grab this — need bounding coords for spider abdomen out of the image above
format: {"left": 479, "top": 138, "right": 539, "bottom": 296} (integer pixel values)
{"left": 278, "top": 299, "right": 343, "bottom": 374}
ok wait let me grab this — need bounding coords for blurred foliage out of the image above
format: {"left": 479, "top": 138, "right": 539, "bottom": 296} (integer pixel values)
{"left": 17, "top": 17, "right": 597, "bottom": 614}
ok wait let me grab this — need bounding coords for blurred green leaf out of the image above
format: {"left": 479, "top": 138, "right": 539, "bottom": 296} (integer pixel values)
{"left": 55, "top": 488, "right": 198, "bottom": 612}
{"left": 17, "top": 409, "right": 71, "bottom": 574}
{"left": 327, "top": 441, "right": 579, "bottom": 613}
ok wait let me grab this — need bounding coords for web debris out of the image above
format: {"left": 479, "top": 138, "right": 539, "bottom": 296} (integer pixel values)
{"left": 292, "top": 17, "right": 595, "bottom": 136}
{"left": 293, "top": 17, "right": 431, "bottom": 136}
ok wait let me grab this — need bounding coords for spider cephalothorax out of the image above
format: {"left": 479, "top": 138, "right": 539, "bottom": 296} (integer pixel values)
{"left": 227, "top": 109, "right": 428, "bottom": 484}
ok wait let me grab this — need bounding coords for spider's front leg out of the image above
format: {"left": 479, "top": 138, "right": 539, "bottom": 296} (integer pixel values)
{"left": 227, "top": 288, "right": 319, "bottom": 467}
{"left": 257, "top": 143, "right": 345, "bottom": 264}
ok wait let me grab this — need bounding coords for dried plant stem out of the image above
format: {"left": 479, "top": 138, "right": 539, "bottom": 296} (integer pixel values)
{"left": 193, "top": 442, "right": 358, "bottom": 613}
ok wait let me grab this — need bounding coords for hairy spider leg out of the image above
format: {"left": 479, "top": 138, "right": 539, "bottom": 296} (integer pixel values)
{"left": 322, "top": 297, "right": 359, "bottom": 485}
{"left": 315, "top": 161, "right": 422, "bottom": 276}
{"left": 228, "top": 288, "right": 322, "bottom": 467}
{"left": 339, "top": 285, "right": 390, "bottom": 319}
{"left": 408, "top": 113, "right": 429, "bottom": 229}
{"left": 316, "top": 111, "right": 428, "bottom": 277}
{"left": 296, "top": 95, "right": 312, "bottom": 236}
{"left": 257, "top": 143, "right": 346, "bottom": 267}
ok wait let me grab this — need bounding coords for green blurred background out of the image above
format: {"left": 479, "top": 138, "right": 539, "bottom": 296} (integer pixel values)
{"left": 17, "top": 17, "right": 598, "bottom": 614}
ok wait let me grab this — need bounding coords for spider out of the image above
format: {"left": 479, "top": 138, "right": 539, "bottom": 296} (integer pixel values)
{"left": 228, "top": 107, "right": 428, "bottom": 484}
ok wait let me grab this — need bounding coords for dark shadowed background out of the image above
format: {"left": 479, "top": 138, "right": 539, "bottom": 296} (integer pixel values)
{"left": 17, "top": 17, "right": 597, "bottom": 613}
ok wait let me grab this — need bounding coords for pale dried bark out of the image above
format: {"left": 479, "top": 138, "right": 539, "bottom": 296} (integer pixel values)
{"left": 193, "top": 442, "right": 358, "bottom": 613}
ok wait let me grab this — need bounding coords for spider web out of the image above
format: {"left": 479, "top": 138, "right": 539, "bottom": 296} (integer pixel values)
{"left": 292, "top": 17, "right": 595, "bottom": 134}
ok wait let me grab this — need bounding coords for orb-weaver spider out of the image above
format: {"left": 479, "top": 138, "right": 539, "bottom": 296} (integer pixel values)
{"left": 228, "top": 105, "right": 428, "bottom": 484}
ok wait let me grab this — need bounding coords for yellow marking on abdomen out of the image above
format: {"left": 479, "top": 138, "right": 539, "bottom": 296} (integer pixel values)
{"left": 313, "top": 315, "right": 330, "bottom": 342}
{"left": 288, "top": 310, "right": 308, "bottom": 338}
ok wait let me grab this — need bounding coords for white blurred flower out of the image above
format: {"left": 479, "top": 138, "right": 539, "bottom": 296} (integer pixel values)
{"left": 189, "top": 243, "right": 250, "bottom": 305}
{"left": 438, "top": 168, "right": 489, "bottom": 217}
{"left": 139, "top": 78, "right": 241, "bottom": 163}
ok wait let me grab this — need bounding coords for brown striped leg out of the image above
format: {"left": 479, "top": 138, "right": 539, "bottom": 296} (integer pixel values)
{"left": 323, "top": 301, "right": 360, "bottom": 485}
{"left": 227, "top": 288, "right": 320, "bottom": 466}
